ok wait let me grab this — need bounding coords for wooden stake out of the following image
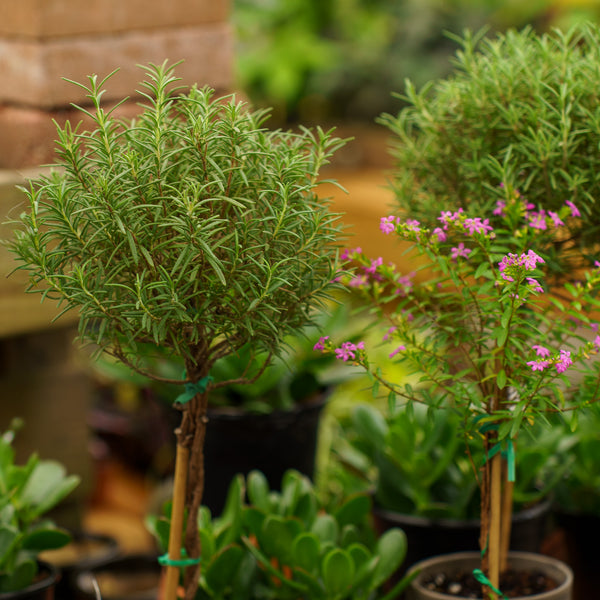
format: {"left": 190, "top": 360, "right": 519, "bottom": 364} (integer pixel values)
{"left": 500, "top": 475, "right": 514, "bottom": 573}
{"left": 164, "top": 439, "right": 190, "bottom": 600}
{"left": 488, "top": 452, "right": 503, "bottom": 600}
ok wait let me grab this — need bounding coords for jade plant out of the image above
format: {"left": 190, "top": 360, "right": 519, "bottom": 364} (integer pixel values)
{"left": 7, "top": 62, "right": 344, "bottom": 600}
{"left": 148, "top": 469, "right": 411, "bottom": 600}
{"left": 382, "top": 24, "right": 600, "bottom": 284}
{"left": 338, "top": 403, "right": 566, "bottom": 519}
{"left": 315, "top": 192, "right": 600, "bottom": 598}
{"left": 0, "top": 422, "right": 80, "bottom": 592}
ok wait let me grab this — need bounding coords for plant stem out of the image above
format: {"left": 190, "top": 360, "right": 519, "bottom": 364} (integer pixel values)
{"left": 164, "top": 436, "right": 190, "bottom": 600}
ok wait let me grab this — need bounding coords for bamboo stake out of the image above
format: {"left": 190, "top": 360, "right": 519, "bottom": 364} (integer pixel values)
{"left": 500, "top": 476, "right": 514, "bottom": 573}
{"left": 488, "top": 452, "right": 503, "bottom": 600}
{"left": 164, "top": 438, "right": 190, "bottom": 600}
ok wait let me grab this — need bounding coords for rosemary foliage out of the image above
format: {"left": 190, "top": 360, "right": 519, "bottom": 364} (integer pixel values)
{"left": 8, "top": 62, "right": 345, "bottom": 378}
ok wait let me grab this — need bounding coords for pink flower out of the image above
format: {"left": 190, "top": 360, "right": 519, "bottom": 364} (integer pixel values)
{"left": 389, "top": 345, "right": 406, "bottom": 358}
{"left": 565, "top": 200, "right": 581, "bottom": 218}
{"left": 406, "top": 219, "right": 421, "bottom": 232}
{"left": 451, "top": 242, "right": 471, "bottom": 261}
{"left": 528, "top": 210, "right": 547, "bottom": 230}
{"left": 532, "top": 344, "right": 550, "bottom": 358}
{"left": 521, "top": 250, "right": 545, "bottom": 270}
{"left": 380, "top": 216, "right": 396, "bottom": 235}
{"left": 334, "top": 341, "right": 364, "bottom": 362}
{"left": 313, "top": 336, "right": 329, "bottom": 352}
{"left": 432, "top": 227, "right": 447, "bottom": 242}
{"left": 526, "top": 277, "right": 544, "bottom": 293}
{"left": 548, "top": 211, "right": 564, "bottom": 227}
{"left": 383, "top": 326, "right": 397, "bottom": 341}
{"left": 493, "top": 200, "right": 506, "bottom": 216}
{"left": 348, "top": 274, "right": 369, "bottom": 288}
{"left": 341, "top": 247, "right": 362, "bottom": 261}
{"left": 556, "top": 349, "right": 572, "bottom": 374}
{"left": 594, "top": 335, "right": 600, "bottom": 349}
{"left": 464, "top": 217, "right": 493, "bottom": 236}
{"left": 528, "top": 360, "right": 551, "bottom": 372}
{"left": 365, "top": 257, "right": 383, "bottom": 274}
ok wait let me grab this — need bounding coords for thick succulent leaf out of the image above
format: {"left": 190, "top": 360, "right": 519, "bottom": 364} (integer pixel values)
{"left": 204, "top": 545, "right": 245, "bottom": 595}
{"left": 372, "top": 528, "right": 407, "bottom": 588}
{"left": 335, "top": 493, "right": 371, "bottom": 528}
{"left": 246, "top": 470, "right": 270, "bottom": 511}
{"left": 21, "top": 461, "right": 80, "bottom": 518}
{"left": 0, "top": 556, "right": 37, "bottom": 593}
{"left": 0, "top": 525, "right": 18, "bottom": 565}
{"left": 258, "top": 516, "right": 299, "bottom": 563}
{"left": 292, "top": 533, "right": 320, "bottom": 574}
{"left": 22, "top": 526, "right": 71, "bottom": 551}
{"left": 322, "top": 549, "right": 354, "bottom": 597}
{"left": 311, "top": 514, "right": 338, "bottom": 544}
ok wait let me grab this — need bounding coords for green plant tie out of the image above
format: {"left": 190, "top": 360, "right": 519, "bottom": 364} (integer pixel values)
{"left": 472, "top": 569, "right": 508, "bottom": 599}
{"left": 174, "top": 375, "right": 213, "bottom": 405}
{"left": 158, "top": 551, "right": 201, "bottom": 567}
{"left": 486, "top": 440, "right": 516, "bottom": 483}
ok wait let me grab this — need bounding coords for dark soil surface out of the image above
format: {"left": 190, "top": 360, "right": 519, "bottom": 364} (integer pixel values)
{"left": 421, "top": 568, "right": 558, "bottom": 598}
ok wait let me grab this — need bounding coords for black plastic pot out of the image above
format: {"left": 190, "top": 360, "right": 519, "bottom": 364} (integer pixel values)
{"left": 0, "top": 562, "right": 59, "bottom": 600}
{"left": 202, "top": 392, "right": 329, "bottom": 515}
{"left": 405, "top": 551, "right": 572, "bottom": 600}
{"left": 74, "top": 554, "right": 161, "bottom": 600}
{"left": 373, "top": 498, "right": 551, "bottom": 576}
{"left": 40, "top": 532, "right": 119, "bottom": 600}
{"left": 554, "top": 511, "right": 600, "bottom": 600}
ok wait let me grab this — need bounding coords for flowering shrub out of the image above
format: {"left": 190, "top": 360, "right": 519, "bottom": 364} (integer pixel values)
{"left": 315, "top": 190, "right": 600, "bottom": 596}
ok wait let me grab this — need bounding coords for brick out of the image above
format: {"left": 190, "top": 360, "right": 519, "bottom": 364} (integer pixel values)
{"left": 0, "top": 0, "right": 230, "bottom": 38}
{"left": 0, "top": 24, "right": 233, "bottom": 108}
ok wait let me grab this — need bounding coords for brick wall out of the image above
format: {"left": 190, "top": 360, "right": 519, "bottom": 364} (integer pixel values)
{"left": 0, "top": 0, "right": 233, "bottom": 168}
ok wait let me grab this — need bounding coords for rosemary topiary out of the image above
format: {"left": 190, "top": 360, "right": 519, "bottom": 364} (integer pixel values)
{"left": 7, "top": 62, "right": 345, "bottom": 600}
{"left": 381, "top": 24, "right": 600, "bottom": 282}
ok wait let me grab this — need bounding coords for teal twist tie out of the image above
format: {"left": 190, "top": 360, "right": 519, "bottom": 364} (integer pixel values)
{"left": 175, "top": 375, "right": 213, "bottom": 405}
{"left": 158, "top": 552, "right": 201, "bottom": 568}
{"left": 472, "top": 569, "right": 508, "bottom": 599}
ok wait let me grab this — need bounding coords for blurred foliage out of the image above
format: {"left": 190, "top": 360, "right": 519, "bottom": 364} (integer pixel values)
{"left": 233, "top": 0, "right": 600, "bottom": 125}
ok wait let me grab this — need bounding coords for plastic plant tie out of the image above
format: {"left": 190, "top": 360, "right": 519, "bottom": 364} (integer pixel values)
{"left": 174, "top": 374, "right": 213, "bottom": 405}
{"left": 158, "top": 551, "right": 201, "bottom": 567}
{"left": 472, "top": 569, "right": 508, "bottom": 599}
{"left": 485, "top": 440, "right": 516, "bottom": 483}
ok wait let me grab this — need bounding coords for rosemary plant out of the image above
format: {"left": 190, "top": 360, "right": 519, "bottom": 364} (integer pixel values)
{"left": 7, "top": 62, "right": 344, "bottom": 600}
{"left": 382, "top": 24, "right": 600, "bottom": 283}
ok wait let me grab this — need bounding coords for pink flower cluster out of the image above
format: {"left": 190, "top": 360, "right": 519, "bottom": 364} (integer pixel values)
{"left": 526, "top": 345, "right": 573, "bottom": 373}
{"left": 498, "top": 250, "right": 545, "bottom": 281}
{"left": 334, "top": 341, "right": 365, "bottom": 362}
{"left": 314, "top": 336, "right": 366, "bottom": 363}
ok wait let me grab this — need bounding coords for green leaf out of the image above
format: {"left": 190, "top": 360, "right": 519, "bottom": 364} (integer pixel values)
{"left": 259, "top": 516, "right": 297, "bottom": 563}
{"left": 21, "top": 461, "right": 80, "bottom": 519}
{"left": 292, "top": 533, "right": 320, "bottom": 573}
{"left": 322, "top": 549, "right": 354, "bottom": 597}
{"left": 22, "top": 527, "right": 71, "bottom": 551}
{"left": 311, "top": 514, "right": 338, "bottom": 544}
{"left": 373, "top": 528, "right": 407, "bottom": 587}
{"left": 0, "top": 557, "right": 36, "bottom": 592}
{"left": 0, "top": 526, "right": 18, "bottom": 565}
{"left": 334, "top": 494, "right": 371, "bottom": 528}
{"left": 246, "top": 470, "right": 270, "bottom": 511}
{"left": 204, "top": 545, "right": 245, "bottom": 595}
{"left": 497, "top": 369, "right": 507, "bottom": 390}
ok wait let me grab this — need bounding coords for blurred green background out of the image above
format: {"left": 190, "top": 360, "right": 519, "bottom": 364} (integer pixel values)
{"left": 233, "top": 0, "right": 600, "bottom": 125}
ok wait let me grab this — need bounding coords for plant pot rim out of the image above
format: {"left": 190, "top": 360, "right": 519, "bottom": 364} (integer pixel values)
{"left": 407, "top": 551, "right": 573, "bottom": 600}
{"left": 373, "top": 497, "right": 551, "bottom": 529}
{"left": 0, "top": 561, "right": 58, "bottom": 599}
